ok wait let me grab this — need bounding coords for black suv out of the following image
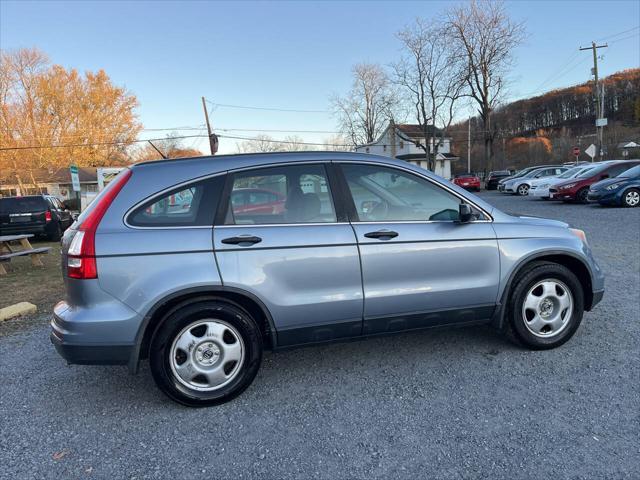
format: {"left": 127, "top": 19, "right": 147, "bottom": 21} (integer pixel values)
{"left": 485, "top": 170, "right": 511, "bottom": 190}
{"left": 0, "top": 195, "right": 74, "bottom": 240}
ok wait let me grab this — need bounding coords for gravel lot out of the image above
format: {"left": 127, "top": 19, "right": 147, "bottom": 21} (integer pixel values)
{"left": 1, "top": 191, "right": 638, "bottom": 480}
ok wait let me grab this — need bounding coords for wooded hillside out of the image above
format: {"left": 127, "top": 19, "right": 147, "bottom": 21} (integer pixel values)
{"left": 450, "top": 68, "right": 640, "bottom": 172}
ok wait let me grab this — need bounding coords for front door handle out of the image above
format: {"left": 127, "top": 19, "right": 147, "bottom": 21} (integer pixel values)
{"left": 221, "top": 235, "right": 262, "bottom": 245}
{"left": 364, "top": 230, "right": 398, "bottom": 239}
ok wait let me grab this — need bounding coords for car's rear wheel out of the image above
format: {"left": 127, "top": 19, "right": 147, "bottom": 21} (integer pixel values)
{"left": 517, "top": 184, "right": 529, "bottom": 196}
{"left": 622, "top": 188, "right": 640, "bottom": 208}
{"left": 505, "top": 262, "right": 584, "bottom": 349}
{"left": 576, "top": 187, "right": 589, "bottom": 204}
{"left": 150, "top": 301, "right": 262, "bottom": 407}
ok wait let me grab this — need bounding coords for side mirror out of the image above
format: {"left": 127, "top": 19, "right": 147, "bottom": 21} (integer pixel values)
{"left": 459, "top": 203, "right": 473, "bottom": 223}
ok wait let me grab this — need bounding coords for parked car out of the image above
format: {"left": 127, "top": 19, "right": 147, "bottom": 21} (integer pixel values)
{"left": 51, "top": 152, "right": 605, "bottom": 406}
{"left": 230, "top": 188, "right": 285, "bottom": 216}
{"left": 485, "top": 170, "right": 511, "bottom": 190}
{"left": 530, "top": 165, "right": 597, "bottom": 200}
{"left": 550, "top": 160, "right": 640, "bottom": 203}
{"left": 587, "top": 164, "right": 640, "bottom": 207}
{"left": 497, "top": 164, "right": 559, "bottom": 192}
{"left": 452, "top": 173, "right": 481, "bottom": 191}
{"left": 0, "top": 194, "right": 74, "bottom": 240}
{"left": 502, "top": 166, "right": 569, "bottom": 196}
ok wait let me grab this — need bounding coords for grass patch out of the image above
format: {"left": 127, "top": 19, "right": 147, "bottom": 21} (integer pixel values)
{"left": 0, "top": 239, "right": 63, "bottom": 334}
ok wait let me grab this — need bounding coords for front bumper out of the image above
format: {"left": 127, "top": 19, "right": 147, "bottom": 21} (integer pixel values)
{"left": 549, "top": 189, "right": 575, "bottom": 200}
{"left": 587, "top": 189, "right": 618, "bottom": 204}
{"left": 590, "top": 289, "right": 605, "bottom": 310}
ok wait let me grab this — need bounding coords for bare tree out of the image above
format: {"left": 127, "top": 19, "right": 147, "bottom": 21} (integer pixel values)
{"left": 235, "top": 134, "right": 314, "bottom": 153}
{"left": 331, "top": 63, "right": 396, "bottom": 147}
{"left": 447, "top": 0, "right": 525, "bottom": 171}
{"left": 394, "top": 19, "right": 467, "bottom": 170}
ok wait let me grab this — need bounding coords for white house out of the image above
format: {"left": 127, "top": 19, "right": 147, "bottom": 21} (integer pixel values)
{"left": 355, "top": 122, "right": 459, "bottom": 179}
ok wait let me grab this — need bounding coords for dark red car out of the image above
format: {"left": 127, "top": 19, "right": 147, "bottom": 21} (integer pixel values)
{"left": 230, "top": 188, "right": 285, "bottom": 215}
{"left": 549, "top": 160, "right": 640, "bottom": 203}
{"left": 452, "top": 173, "right": 481, "bottom": 191}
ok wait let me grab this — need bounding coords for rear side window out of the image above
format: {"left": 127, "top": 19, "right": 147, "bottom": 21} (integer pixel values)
{"left": 128, "top": 175, "right": 224, "bottom": 227}
{"left": 225, "top": 164, "right": 337, "bottom": 225}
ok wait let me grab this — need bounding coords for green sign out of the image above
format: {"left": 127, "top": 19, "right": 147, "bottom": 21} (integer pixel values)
{"left": 70, "top": 165, "right": 80, "bottom": 192}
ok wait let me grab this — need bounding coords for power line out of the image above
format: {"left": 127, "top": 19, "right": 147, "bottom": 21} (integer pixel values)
{"left": 218, "top": 128, "right": 341, "bottom": 134}
{"left": 207, "top": 100, "right": 328, "bottom": 114}
{"left": 608, "top": 33, "right": 640, "bottom": 44}
{"left": 596, "top": 25, "right": 639, "bottom": 42}
{"left": 0, "top": 134, "right": 209, "bottom": 152}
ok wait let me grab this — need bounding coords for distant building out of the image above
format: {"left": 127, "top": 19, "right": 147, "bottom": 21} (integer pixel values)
{"left": 0, "top": 167, "right": 99, "bottom": 207}
{"left": 355, "top": 122, "right": 459, "bottom": 179}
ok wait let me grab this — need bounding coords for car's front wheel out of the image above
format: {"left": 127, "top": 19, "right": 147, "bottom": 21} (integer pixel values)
{"left": 506, "top": 262, "right": 584, "bottom": 349}
{"left": 622, "top": 188, "right": 640, "bottom": 208}
{"left": 576, "top": 187, "right": 589, "bottom": 204}
{"left": 517, "top": 184, "right": 529, "bottom": 196}
{"left": 150, "top": 301, "right": 263, "bottom": 407}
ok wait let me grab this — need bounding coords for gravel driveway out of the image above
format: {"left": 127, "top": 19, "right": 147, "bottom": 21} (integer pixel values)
{"left": 1, "top": 191, "right": 638, "bottom": 479}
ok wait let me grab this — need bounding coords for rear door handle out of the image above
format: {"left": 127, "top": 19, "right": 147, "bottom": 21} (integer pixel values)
{"left": 221, "top": 235, "right": 262, "bottom": 245}
{"left": 364, "top": 230, "right": 398, "bottom": 239}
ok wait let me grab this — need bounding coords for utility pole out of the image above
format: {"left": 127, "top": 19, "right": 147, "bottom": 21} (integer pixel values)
{"left": 201, "top": 97, "right": 218, "bottom": 155}
{"left": 580, "top": 42, "right": 608, "bottom": 160}
{"left": 390, "top": 119, "right": 397, "bottom": 159}
{"left": 467, "top": 116, "right": 471, "bottom": 173}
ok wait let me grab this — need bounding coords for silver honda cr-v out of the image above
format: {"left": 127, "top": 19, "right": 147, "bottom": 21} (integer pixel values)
{"left": 51, "top": 152, "right": 605, "bottom": 406}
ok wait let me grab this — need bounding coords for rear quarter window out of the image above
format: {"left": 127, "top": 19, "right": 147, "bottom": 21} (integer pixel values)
{"left": 127, "top": 175, "right": 225, "bottom": 227}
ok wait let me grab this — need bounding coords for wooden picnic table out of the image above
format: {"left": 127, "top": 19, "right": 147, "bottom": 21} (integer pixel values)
{"left": 0, "top": 234, "right": 52, "bottom": 275}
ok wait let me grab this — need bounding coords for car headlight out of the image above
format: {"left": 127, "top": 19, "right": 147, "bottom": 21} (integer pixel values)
{"left": 569, "top": 228, "right": 588, "bottom": 246}
{"left": 559, "top": 182, "right": 577, "bottom": 190}
{"left": 605, "top": 183, "right": 623, "bottom": 191}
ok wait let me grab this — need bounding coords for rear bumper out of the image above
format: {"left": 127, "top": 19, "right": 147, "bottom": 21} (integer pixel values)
{"left": 0, "top": 224, "right": 48, "bottom": 236}
{"left": 50, "top": 328, "right": 132, "bottom": 365}
{"left": 50, "top": 299, "right": 140, "bottom": 367}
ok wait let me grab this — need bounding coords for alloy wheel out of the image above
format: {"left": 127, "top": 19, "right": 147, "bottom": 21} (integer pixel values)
{"left": 518, "top": 184, "right": 529, "bottom": 196}
{"left": 624, "top": 190, "right": 639, "bottom": 207}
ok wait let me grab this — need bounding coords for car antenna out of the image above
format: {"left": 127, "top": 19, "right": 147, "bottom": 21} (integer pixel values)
{"left": 147, "top": 140, "right": 168, "bottom": 160}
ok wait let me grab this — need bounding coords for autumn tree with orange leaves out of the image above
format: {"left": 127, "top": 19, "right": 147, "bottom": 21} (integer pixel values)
{"left": 0, "top": 48, "right": 141, "bottom": 189}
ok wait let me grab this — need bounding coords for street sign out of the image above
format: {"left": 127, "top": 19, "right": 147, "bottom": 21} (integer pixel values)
{"left": 595, "top": 118, "right": 608, "bottom": 127}
{"left": 70, "top": 165, "right": 80, "bottom": 192}
{"left": 585, "top": 144, "right": 597, "bottom": 160}
{"left": 572, "top": 146, "right": 580, "bottom": 156}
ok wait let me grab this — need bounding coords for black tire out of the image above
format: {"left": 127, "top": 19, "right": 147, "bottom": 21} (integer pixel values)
{"left": 575, "top": 187, "right": 589, "bottom": 204}
{"left": 150, "top": 301, "right": 263, "bottom": 407}
{"left": 621, "top": 188, "right": 640, "bottom": 208}
{"left": 48, "top": 222, "right": 62, "bottom": 241}
{"left": 516, "top": 184, "right": 529, "bottom": 196}
{"left": 504, "top": 262, "right": 584, "bottom": 350}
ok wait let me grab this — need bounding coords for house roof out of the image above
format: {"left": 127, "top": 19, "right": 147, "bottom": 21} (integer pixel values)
{"left": 395, "top": 124, "right": 443, "bottom": 138}
{"left": 0, "top": 167, "right": 98, "bottom": 185}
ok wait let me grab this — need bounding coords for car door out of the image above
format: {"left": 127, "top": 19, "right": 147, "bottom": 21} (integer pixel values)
{"left": 52, "top": 197, "right": 73, "bottom": 228}
{"left": 337, "top": 162, "right": 500, "bottom": 335}
{"left": 213, "top": 162, "right": 363, "bottom": 347}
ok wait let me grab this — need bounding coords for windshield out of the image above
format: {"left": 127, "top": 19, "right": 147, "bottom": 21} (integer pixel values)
{"left": 577, "top": 164, "right": 608, "bottom": 178}
{"left": 559, "top": 167, "right": 585, "bottom": 179}
{"left": 0, "top": 196, "right": 48, "bottom": 214}
{"left": 617, "top": 165, "right": 640, "bottom": 178}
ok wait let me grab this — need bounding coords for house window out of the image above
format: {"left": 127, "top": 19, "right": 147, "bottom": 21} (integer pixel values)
{"left": 399, "top": 141, "right": 404, "bottom": 149}
{"left": 366, "top": 147, "right": 370, "bottom": 153}
{"left": 383, "top": 145, "right": 387, "bottom": 152}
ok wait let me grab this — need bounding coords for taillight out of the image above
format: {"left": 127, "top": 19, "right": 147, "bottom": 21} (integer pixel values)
{"left": 45, "top": 211, "right": 52, "bottom": 222}
{"left": 67, "top": 169, "right": 132, "bottom": 279}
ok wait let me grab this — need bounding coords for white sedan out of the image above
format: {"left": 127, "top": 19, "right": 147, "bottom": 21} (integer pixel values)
{"left": 529, "top": 165, "right": 597, "bottom": 199}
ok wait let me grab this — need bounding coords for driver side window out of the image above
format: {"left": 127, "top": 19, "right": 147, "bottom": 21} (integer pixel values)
{"left": 341, "top": 164, "right": 464, "bottom": 222}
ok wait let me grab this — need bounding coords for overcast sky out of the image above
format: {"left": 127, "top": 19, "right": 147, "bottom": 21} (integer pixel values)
{"left": 2, "top": 0, "right": 638, "bottom": 154}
